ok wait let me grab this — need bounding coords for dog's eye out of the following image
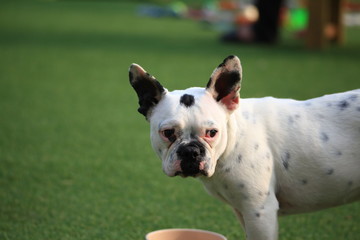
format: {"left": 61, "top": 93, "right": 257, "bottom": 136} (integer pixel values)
{"left": 206, "top": 129, "right": 218, "bottom": 138}
{"left": 162, "top": 129, "right": 176, "bottom": 142}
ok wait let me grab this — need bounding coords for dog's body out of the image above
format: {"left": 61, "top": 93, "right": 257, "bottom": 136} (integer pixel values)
{"left": 129, "top": 56, "right": 360, "bottom": 240}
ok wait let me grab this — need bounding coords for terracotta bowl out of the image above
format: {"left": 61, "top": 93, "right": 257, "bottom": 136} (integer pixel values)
{"left": 145, "top": 228, "right": 227, "bottom": 240}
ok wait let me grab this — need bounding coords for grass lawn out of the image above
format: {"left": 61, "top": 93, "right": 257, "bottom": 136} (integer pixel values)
{"left": 0, "top": 1, "right": 359, "bottom": 239}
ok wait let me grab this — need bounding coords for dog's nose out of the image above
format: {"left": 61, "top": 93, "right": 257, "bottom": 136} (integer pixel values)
{"left": 177, "top": 145, "right": 201, "bottom": 161}
{"left": 177, "top": 141, "right": 205, "bottom": 162}
{"left": 176, "top": 141, "right": 205, "bottom": 177}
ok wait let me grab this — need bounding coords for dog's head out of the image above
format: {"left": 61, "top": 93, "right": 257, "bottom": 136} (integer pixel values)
{"left": 129, "top": 55, "right": 242, "bottom": 178}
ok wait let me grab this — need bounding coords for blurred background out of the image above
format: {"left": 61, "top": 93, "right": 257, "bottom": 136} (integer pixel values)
{"left": 0, "top": 0, "right": 359, "bottom": 240}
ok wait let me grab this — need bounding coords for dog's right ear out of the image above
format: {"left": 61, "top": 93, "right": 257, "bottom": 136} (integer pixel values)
{"left": 206, "top": 55, "right": 242, "bottom": 112}
{"left": 129, "top": 64, "right": 166, "bottom": 120}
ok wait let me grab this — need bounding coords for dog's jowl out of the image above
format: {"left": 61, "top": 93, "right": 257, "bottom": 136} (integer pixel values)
{"left": 129, "top": 55, "right": 360, "bottom": 240}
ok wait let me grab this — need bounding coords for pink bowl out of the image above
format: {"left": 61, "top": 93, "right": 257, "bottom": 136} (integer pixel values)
{"left": 145, "top": 228, "right": 227, "bottom": 240}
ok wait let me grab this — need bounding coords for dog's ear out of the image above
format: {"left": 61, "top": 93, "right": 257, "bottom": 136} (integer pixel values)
{"left": 206, "top": 55, "right": 242, "bottom": 112}
{"left": 129, "top": 64, "right": 166, "bottom": 120}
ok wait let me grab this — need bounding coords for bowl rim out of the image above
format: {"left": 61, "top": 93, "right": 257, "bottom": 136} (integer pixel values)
{"left": 145, "top": 228, "right": 227, "bottom": 240}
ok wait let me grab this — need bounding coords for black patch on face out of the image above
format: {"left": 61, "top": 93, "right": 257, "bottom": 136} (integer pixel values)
{"left": 338, "top": 100, "right": 349, "bottom": 110}
{"left": 177, "top": 141, "right": 206, "bottom": 176}
{"left": 180, "top": 94, "right": 195, "bottom": 108}
{"left": 215, "top": 71, "right": 241, "bottom": 101}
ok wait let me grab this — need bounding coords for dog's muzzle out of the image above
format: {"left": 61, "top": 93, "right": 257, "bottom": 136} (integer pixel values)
{"left": 176, "top": 141, "right": 207, "bottom": 177}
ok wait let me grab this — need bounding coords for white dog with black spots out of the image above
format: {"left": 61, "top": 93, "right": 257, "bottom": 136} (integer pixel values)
{"left": 129, "top": 55, "right": 360, "bottom": 240}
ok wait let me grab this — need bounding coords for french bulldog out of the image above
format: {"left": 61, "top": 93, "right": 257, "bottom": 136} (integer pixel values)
{"left": 129, "top": 55, "right": 360, "bottom": 240}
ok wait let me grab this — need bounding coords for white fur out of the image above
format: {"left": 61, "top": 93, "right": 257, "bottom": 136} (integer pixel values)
{"left": 152, "top": 88, "right": 360, "bottom": 240}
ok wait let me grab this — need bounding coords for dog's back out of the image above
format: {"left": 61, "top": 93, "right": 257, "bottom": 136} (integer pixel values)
{"left": 238, "top": 89, "right": 360, "bottom": 214}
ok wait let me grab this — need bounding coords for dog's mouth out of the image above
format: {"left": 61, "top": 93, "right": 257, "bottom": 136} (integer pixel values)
{"left": 174, "top": 170, "right": 209, "bottom": 178}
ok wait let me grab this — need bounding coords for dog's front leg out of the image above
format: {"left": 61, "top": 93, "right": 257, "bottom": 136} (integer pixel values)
{"left": 236, "top": 194, "right": 279, "bottom": 240}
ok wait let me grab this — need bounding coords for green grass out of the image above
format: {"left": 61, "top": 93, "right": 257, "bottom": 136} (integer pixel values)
{"left": 0, "top": 1, "right": 359, "bottom": 240}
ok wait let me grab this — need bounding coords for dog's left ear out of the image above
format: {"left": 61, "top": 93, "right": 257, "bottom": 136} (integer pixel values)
{"left": 129, "top": 63, "right": 166, "bottom": 120}
{"left": 206, "top": 55, "right": 242, "bottom": 112}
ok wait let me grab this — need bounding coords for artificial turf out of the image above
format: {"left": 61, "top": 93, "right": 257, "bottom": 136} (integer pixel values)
{"left": 0, "top": 1, "right": 359, "bottom": 240}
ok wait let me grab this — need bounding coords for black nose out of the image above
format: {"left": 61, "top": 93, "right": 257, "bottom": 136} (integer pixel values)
{"left": 177, "top": 141, "right": 205, "bottom": 176}
{"left": 178, "top": 145, "right": 200, "bottom": 160}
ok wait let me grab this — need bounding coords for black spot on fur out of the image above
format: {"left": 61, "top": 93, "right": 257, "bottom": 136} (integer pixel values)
{"left": 237, "top": 154, "right": 242, "bottom": 163}
{"left": 326, "top": 168, "right": 334, "bottom": 175}
{"left": 255, "top": 212, "right": 261, "bottom": 218}
{"left": 321, "top": 132, "right": 329, "bottom": 142}
{"left": 282, "top": 152, "right": 291, "bottom": 170}
{"left": 348, "top": 94, "right": 358, "bottom": 101}
{"left": 357, "top": 107, "right": 360, "bottom": 112}
{"left": 301, "top": 179, "right": 308, "bottom": 185}
{"left": 254, "top": 143, "right": 259, "bottom": 150}
{"left": 288, "top": 116, "right": 294, "bottom": 124}
{"left": 238, "top": 183, "right": 245, "bottom": 189}
{"left": 348, "top": 181, "right": 353, "bottom": 187}
{"left": 180, "top": 94, "right": 195, "bottom": 107}
{"left": 338, "top": 100, "right": 349, "bottom": 110}
{"left": 224, "top": 167, "right": 231, "bottom": 173}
